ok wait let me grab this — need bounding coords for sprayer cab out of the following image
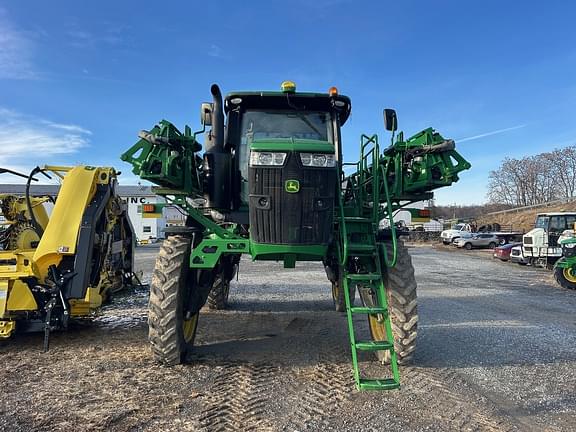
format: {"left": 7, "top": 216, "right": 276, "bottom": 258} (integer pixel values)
{"left": 200, "top": 84, "right": 352, "bottom": 229}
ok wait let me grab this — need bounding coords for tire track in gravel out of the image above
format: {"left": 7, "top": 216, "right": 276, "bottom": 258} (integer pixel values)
{"left": 199, "top": 362, "right": 277, "bottom": 432}
{"left": 287, "top": 362, "right": 354, "bottom": 430}
{"left": 402, "top": 367, "right": 522, "bottom": 431}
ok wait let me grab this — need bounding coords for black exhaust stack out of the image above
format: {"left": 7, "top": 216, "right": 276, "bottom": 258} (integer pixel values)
{"left": 203, "top": 84, "right": 231, "bottom": 210}
{"left": 205, "top": 84, "right": 225, "bottom": 152}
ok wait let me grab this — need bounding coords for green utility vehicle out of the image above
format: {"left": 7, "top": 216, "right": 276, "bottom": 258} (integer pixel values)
{"left": 121, "top": 81, "right": 470, "bottom": 390}
{"left": 554, "top": 234, "right": 576, "bottom": 290}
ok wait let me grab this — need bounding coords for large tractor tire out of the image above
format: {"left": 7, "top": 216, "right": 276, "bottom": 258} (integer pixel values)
{"left": 207, "top": 255, "right": 240, "bottom": 310}
{"left": 148, "top": 235, "right": 200, "bottom": 366}
{"left": 207, "top": 274, "right": 231, "bottom": 310}
{"left": 361, "top": 240, "right": 418, "bottom": 364}
{"left": 554, "top": 265, "right": 576, "bottom": 290}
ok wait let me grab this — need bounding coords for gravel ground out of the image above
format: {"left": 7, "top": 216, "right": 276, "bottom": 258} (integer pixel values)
{"left": 0, "top": 243, "right": 575, "bottom": 431}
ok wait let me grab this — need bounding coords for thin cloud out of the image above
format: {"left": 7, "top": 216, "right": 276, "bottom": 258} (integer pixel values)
{"left": 65, "top": 23, "right": 127, "bottom": 49}
{"left": 0, "top": 108, "right": 91, "bottom": 176}
{"left": 208, "top": 44, "right": 223, "bottom": 58}
{"left": 457, "top": 124, "right": 527, "bottom": 143}
{"left": 39, "top": 120, "right": 92, "bottom": 135}
{"left": 0, "top": 9, "right": 36, "bottom": 79}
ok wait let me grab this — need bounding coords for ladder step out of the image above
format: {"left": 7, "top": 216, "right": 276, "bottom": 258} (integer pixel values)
{"left": 350, "top": 306, "right": 388, "bottom": 315}
{"left": 347, "top": 273, "right": 381, "bottom": 281}
{"left": 358, "top": 378, "right": 400, "bottom": 391}
{"left": 347, "top": 243, "right": 375, "bottom": 253}
{"left": 343, "top": 217, "right": 372, "bottom": 223}
{"left": 355, "top": 340, "right": 394, "bottom": 351}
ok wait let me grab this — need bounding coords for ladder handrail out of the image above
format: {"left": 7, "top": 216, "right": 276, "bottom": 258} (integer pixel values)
{"left": 379, "top": 160, "right": 398, "bottom": 268}
{"left": 337, "top": 169, "right": 349, "bottom": 266}
{"left": 359, "top": 134, "right": 380, "bottom": 223}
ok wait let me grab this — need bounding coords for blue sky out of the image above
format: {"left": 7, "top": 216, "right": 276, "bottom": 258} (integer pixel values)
{"left": 0, "top": 1, "right": 575, "bottom": 205}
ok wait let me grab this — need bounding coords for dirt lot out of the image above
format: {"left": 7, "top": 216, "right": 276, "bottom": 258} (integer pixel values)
{"left": 1, "top": 244, "right": 575, "bottom": 431}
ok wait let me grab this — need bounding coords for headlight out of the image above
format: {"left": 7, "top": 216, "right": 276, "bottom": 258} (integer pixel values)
{"left": 299, "top": 153, "right": 336, "bottom": 167}
{"left": 249, "top": 151, "right": 287, "bottom": 166}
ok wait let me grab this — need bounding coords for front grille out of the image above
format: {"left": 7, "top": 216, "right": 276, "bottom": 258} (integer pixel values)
{"left": 249, "top": 152, "right": 336, "bottom": 245}
{"left": 564, "top": 246, "right": 576, "bottom": 258}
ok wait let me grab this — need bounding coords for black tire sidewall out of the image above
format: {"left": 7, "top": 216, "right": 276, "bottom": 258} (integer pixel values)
{"left": 148, "top": 235, "right": 199, "bottom": 365}
{"left": 554, "top": 266, "right": 576, "bottom": 290}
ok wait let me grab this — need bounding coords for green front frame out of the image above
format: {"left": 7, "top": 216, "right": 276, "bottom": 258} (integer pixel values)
{"left": 189, "top": 236, "right": 328, "bottom": 269}
{"left": 249, "top": 243, "right": 328, "bottom": 262}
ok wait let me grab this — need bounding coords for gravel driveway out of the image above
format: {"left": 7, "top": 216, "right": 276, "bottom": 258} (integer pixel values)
{"left": 0, "top": 244, "right": 574, "bottom": 431}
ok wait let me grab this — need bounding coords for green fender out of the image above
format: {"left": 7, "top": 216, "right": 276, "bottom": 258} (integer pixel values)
{"left": 554, "top": 256, "right": 576, "bottom": 270}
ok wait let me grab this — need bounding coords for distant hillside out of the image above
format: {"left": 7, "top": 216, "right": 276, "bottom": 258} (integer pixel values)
{"left": 476, "top": 200, "right": 576, "bottom": 232}
{"left": 431, "top": 203, "right": 513, "bottom": 220}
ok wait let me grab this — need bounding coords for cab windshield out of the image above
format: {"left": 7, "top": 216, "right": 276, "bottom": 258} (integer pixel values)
{"left": 549, "top": 215, "right": 576, "bottom": 233}
{"left": 535, "top": 216, "right": 549, "bottom": 229}
{"left": 240, "top": 110, "right": 333, "bottom": 143}
{"left": 535, "top": 215, "right": 576, "bottom": 232}
{"left": 237, "top": 110, "right": 334, "bottom": 186}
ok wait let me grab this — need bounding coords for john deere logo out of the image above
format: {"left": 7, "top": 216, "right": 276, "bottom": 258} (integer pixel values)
{"left": 285, "top": 179, "right": 300, "bottom": 193}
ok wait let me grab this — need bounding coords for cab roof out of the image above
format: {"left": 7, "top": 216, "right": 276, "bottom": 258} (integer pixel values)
{"left": 536, "top": 212, "right": 576, "bottom": 216}
{"left": 224, "top": 91, "right": 352, "bottom": 125}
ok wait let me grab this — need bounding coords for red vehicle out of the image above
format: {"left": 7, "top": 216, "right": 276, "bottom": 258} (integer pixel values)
{"left": 493, "top": 242, "right": 522, "bottom": 261}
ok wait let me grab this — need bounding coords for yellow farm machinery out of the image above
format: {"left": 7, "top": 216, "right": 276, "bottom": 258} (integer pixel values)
{"left": 0, "top": 165, "right": 135, "bottom": 349}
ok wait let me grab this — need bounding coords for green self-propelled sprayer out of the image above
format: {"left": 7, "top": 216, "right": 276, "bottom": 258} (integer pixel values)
{"left": 121, "top": 81, "right": 470, "bottom": 390}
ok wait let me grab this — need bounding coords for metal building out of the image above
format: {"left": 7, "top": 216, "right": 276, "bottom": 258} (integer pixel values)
{"left": 120, "top": 185, "right": 167, "bottom": 243}
{"left": 0, "top": 183, "right": 168, "bottom": 243}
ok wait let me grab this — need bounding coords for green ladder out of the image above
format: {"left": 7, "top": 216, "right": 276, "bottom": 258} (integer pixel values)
{"left": 340, "top": 216, "right": 400, "bottom": 391}
{"left": 337, "top": 134, "right": 400, "bottom": 390}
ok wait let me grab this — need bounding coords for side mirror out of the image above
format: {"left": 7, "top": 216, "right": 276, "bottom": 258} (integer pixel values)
{"left": 383, "top": 108, "right": 398, "bottom": 131}
{"left": 201, "top": 102, "right": 213, "bottom": 126}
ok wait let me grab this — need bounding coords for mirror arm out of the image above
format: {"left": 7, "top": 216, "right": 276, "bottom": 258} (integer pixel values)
{"left": 193, "top": 122, "right": 206, "bottom": 142}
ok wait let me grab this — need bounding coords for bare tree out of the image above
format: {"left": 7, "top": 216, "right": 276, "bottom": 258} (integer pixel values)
{"left": 488, "top": 157, "right": 533, "bottom": 206}
{"left": 486, "top": 147, "right": 575, "bottom": 206}
{"left": 544, "top": 146, "right": 576, "bottom": 199}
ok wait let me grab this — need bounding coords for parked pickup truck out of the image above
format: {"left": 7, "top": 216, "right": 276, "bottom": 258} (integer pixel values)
{"left": 441, "top": 223, "right": 473, "bottom": 244}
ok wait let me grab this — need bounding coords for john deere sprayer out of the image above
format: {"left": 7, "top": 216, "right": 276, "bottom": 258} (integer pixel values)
{"left": 121, "top": 81, "right": 470, "bottom": 390}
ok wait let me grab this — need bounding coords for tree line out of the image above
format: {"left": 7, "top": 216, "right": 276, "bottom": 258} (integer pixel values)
{"left": 487, "top": 145, "right": 576, "bottom": 206}
{"left": 431, "top": 203, "right": 513, "bottom": 220}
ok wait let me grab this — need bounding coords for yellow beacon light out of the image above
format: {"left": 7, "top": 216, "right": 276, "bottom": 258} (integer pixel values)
{"left": 281, "top": 80, "right": 296, "bottom": 93}
{"left": 328, "top": 86, "right": 338, "bottom": 96}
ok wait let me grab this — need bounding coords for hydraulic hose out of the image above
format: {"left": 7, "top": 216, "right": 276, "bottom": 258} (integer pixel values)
{"left": 25, "top": 166, "right": 51, "bottom": 238}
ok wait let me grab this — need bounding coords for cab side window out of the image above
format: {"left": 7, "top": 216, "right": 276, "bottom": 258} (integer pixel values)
{"left": 549, "top": 216, "right": 565, "bottom": 233}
